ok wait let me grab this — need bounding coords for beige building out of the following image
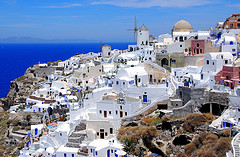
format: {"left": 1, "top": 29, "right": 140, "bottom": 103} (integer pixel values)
{"left": 156, "top": 53, "right": 185, "bottom": 71}
{"left": 144, "top": 63, "right": 167, "bottom": 84}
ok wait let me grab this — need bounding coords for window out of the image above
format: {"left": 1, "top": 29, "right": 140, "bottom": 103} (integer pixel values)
{"left": 96, "top": 151, "right": 98, "bottom": 155}
{"left": 197, "top": 49, "right": 199, "bottom": 54}
{"left": 230, "top": 24, "right": 234, "bottom": 28}
{"left": 172, "top": 60, "right": 176, "bottom": 64}
{"left": 64, "top": 153, "right": 67, "bottom": 157}
{"left": 221, "top": 55, "right": 223, "bottom": 59}
{"left": 232, "top": 49, "right": 236, "bottom": 52}
{"left": 180, "top": 45, "right": 182, "bottom": 47}
{"left": 125, "top": 112, "right": 127, "bottom": 116}
{"left": 111, "top": 150, "right": 113, "bottom": 153}
{"left": 213, "top": 62, "right": 214, "bottom": 65}
{"left": 123, "top": 82, "right": 125, "bottom": 85}
{"left": 175, "top": 37, "right": 178, "bottom": 40}
{"left": 72, "top": 154, "right": 74, "bottom": 157}
{"left": 116, "top": 110, "right": 118, "bottom": 114}
{"left": 97, "top": 132, "right": 99, "bottom": 136}
{"left": 138, "top": 78, "right": 141, "bottom": 82}
{"left": 184, "top": 37, "right": 187, "bottom": 40}
{"left": 60, "top": 133, "right": 62, "bottom": 136}
{"left": 120, "top": 106, "right": 122, "bottom": 110}
{"left": 200, "top": 49, "right": 202, "bottom": 53}
{"left": 196, "top": 43, "right": 200, "bottom": 47}
{"left": 206, "top": 60, "right": 209, "bottom": 64}
{"left": 99, "top": 69, "right": 101, "bottom": 72}
{"left": 110, "top": 128, "right": 113, "bottom": 134}
{"left": 91, "top": 149, "right": 93, "bottom": 153}
{"left": 154, "top": 79, "right": 156, "bottom": 83}
{"left": 201, "top": 74, "right": 203, "bottom": 80}
{"left": 116, "top": 81, "right": 119, "bottom": 85}
{"left": 105, "top": 132, "right": 108, "bottom": 136}
{"left": 225, "top": 60, "right": 228, "bottom": 64}
{"left": 99, "top": 110, "right": 102, "bottom": 114}
{"left": 109, "top": 111, "right": 111, "bottom": 115}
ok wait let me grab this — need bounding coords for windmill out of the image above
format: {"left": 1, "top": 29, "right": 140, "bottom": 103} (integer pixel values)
{"left": 127, "top": 16, "right": 138, "bottom": 42}
{"left": 97, "top": 41, "right": 103, "bottom": 53}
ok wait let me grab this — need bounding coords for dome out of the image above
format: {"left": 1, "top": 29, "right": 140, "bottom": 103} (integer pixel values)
{"left": 173, "top": 19, "right": 193, "bottom": 32}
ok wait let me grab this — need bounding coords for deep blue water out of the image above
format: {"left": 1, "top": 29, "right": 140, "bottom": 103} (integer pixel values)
{"left": 0, "top": 43, "right": 134, "bottom": 98}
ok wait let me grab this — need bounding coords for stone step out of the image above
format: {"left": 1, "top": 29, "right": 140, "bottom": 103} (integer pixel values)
{"left": 75, "top": 123, "right": 86, "bottom": 131}
{"left": 70, "top": 132, "right": 86, "bottom": 137}
{"left": 66, "top": 142, "right": 80, "bottom": 148}
{"left": 68, "top": 136, "right": 85, "bottom": 143}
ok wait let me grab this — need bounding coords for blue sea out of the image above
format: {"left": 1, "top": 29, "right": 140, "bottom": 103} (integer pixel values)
{"left": 0, "top": 43, "right": 134, "bottom": 98}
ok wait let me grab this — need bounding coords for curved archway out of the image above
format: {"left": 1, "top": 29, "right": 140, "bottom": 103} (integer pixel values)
{"left": 161, "top": 58, "right": 168, "bottom": 67}
{"left": 173, "top": 135, "right": 191, "bottom": 146}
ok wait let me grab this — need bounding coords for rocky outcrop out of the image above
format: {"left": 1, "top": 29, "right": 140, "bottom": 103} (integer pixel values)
{"left": 1, "top": 67, "right": 48, "bottom": 110}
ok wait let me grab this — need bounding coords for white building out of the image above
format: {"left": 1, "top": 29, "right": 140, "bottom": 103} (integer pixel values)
{"left": 137, "top": 24, "right": 150, "bottom": 47}
{"left": 102, "top": 44, "right": 112, "bottom": 57}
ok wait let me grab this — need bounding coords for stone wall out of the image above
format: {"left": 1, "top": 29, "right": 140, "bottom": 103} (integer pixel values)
{"left": 172, "top": 87, "right": 229, "bottom": 117}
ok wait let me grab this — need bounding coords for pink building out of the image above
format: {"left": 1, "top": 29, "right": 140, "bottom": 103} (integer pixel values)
{"left": 215, "top": 66, "right": 240, "bottom": 89}
{"left": 191, "top": 40, "right": 205, "bottom": 56}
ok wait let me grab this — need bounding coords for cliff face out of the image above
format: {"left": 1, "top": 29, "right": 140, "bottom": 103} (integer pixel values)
{"left": 1, "top": 67, "right": 47, "bottom": 110}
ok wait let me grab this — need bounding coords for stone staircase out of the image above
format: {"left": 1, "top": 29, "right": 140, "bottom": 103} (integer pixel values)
{"left": 65, "top": 122, "right": 87, "bottom": 148}
{"left": 232, "top": 132, "right": 240, "bottom": 157}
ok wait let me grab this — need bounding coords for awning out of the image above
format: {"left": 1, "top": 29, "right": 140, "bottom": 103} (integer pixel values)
{"left": 224, "top": 80, "right": 233, "bottom": 83}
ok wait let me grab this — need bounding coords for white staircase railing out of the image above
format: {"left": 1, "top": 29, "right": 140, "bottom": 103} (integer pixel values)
{"left": 232, "top": 132, "right": 240, "bottom": 157}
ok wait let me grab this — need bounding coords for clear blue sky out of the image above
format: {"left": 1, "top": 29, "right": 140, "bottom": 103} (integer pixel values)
{"left": 0, "top": 0, "right": 239, "bottom": 42}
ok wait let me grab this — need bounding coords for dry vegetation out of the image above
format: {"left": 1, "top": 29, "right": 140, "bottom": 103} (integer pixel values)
{"left": 182, "top": 113, "right": 208, "bottom": 133}
{"left": 177, "top": 132, "right": 231, "bottom": 157}
{"left": 117, "top": 126, "right": 160, "bottom": 155}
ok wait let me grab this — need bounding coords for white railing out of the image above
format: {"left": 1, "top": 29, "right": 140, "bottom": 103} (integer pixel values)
{"left": 144, "top": 61, "right": 166, "bottom": 73}
{"left": 133, "top": 95, "right": 168, "bottom": 116}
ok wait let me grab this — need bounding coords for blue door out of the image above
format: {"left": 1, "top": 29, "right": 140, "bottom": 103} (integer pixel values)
{"left": 35, "top": 128, "right": 38, "bottom": 135}
{"left": 107, "top": 149, "right": 110, "bottom": 157}
{"left": 143, "top": 95, "right": 147, "bottom": 103}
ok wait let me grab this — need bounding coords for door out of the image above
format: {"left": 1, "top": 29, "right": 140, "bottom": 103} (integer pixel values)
{"left": 35, "top": 128, "right": 38, "bottom": 135}
{"left": 104, "top": 111, "right": 107, "bottom": 118}
{"left": 120, "top": 111, "right": 123, "bottom": 118}
{"left": 143, "top": 95, "right": 147, "bottom": 103}
{"left": 100, "top": 129, "right": 104, "bottom": 139}
{"left": 107, "top": 149, "right": 110, "bottom": 157}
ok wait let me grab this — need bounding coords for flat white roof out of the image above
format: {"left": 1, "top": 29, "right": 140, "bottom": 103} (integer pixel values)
{"left": 56, "top": 146, "right": 79, "bottom": 153}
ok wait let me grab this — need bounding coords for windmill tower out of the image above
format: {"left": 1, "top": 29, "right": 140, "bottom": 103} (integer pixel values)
{"left": 128, "top": 16, "right": 138, "bottom": 42}
{"left": 137, "top": 24, "right": 149, "bottom": 47}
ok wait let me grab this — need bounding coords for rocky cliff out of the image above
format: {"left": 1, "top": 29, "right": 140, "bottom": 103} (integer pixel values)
{"left": 0, "top": 67, "right": 47, "bottom": 110}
